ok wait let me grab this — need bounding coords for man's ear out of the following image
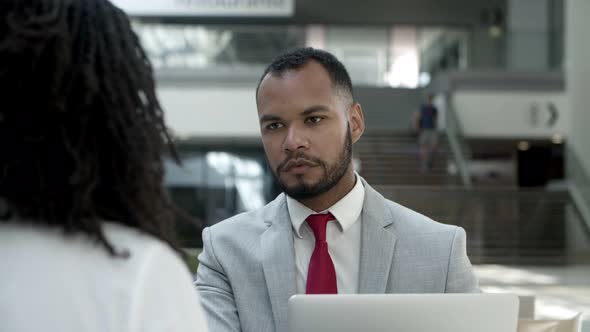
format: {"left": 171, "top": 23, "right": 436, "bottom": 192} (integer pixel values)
{"left": 349, "top": 103, "right": 365, "bottom": 144}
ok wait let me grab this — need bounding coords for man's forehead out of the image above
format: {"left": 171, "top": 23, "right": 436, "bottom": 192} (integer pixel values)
{"left": 262, "top": 62, "right": 329, "bottom": 85}
{"left": 258, "top": 63, "right": 338, "bottom": 99}
{"left": 256, "top": 60, "right": 353, "bottom": 111}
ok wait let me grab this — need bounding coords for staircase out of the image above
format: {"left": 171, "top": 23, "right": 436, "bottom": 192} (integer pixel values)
{"left": 354, "top": 131, "right": 461, "bottom": 186}
{"left": 375, "top": 185, "right": 573, "bottom": 265}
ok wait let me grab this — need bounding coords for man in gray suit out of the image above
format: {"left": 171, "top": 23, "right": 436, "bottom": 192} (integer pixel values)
{"left": 196, "top": 48, "right": 479, "bottom": 332}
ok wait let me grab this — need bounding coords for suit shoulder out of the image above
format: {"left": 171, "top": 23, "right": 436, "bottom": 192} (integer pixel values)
{"left": 204, "top": 193, "right": 285, "bottom": 237}
{"left": 205, "top": 208, "right": 265, "bottom": 237}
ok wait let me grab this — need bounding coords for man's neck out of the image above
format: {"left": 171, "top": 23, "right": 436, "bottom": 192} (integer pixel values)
{"left": 298, "top": 170, "right": 357, "bottom": 212}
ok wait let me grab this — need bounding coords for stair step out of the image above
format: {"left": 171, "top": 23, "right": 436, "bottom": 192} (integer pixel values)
{"left": 355, "top": 133, "right": 459, "bottom": 186}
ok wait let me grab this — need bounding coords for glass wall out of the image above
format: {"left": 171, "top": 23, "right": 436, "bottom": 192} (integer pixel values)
{"left": 134, "top": 22, "right": 563, "bottom": 86}
{"left": 134, "top": 23, "right": 473, "bottom": 88}
{"left": 134, "top": 23, "right": 306, "bottom": 70}
{"left": 164, "top": 144, "right": 277, "bottom": 247}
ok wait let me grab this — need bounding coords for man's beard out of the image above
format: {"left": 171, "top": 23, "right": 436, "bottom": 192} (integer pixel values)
{"left": 272, "top": 127, "right": 353, "bottom": 200}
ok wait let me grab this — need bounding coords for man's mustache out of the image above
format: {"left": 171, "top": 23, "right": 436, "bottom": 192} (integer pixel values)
{"left": 277, "top": 153, "right": 323, "bottom": 173}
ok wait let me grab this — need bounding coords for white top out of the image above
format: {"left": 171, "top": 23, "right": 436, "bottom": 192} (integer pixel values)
{"left": 287, "top": 174, "right": 365, "bottom": 294}
{"left": 0, "top": 221, "right": 208, "bottom": 332}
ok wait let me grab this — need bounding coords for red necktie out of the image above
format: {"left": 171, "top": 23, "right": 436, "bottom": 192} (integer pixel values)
{"left": 305, "top": 213, "right": 338, "bottom": 294}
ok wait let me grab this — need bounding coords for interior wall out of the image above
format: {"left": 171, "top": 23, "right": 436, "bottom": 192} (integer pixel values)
{"left": 158, "top": 85, "right": 260, "bottom": 138}
{"left": 566, "top": 0, "right": 590, "bottom": 172}
{"left": 452, "top": 91, "right": 569, "bottom": 139}
{"left": 506, "top": 0, "right": 550, "bottom": 70}
{"left": 355, "top": 87, "right": 425, "bottom": 133}
{"left": 158, "top": 84, "right": 425, "bottom": 138}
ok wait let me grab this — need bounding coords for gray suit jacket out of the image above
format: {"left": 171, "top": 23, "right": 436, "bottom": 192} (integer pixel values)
{"left": 196, "top": 179, "right": 479, "bottom": 332}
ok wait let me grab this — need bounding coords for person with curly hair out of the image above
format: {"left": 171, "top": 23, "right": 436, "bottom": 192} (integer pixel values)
{"left": 0, "top": 0, "right": 208, "bottom": 331}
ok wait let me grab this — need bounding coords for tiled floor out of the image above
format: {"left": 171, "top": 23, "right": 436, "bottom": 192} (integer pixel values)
{"left": 475, "top": 264, "right": 590, "bottom": 331}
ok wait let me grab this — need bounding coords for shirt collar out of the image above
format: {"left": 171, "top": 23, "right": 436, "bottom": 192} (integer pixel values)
{"left": 287, "top": 173, "right": 365, "bottom": 238}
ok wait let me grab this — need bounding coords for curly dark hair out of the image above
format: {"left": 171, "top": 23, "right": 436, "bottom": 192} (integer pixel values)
{"left": 0, "top": 0, "right": 180, "bottom": 256}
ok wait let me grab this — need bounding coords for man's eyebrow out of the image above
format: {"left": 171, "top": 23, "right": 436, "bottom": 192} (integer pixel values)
{"left": 259, "top": 114, "right": 282, "bottom": 123}
{"left": 301, "top": 106, "right": 330, "bottom": 116}
{"left": 259, "top": 106, "right": 330, "bottom": 123}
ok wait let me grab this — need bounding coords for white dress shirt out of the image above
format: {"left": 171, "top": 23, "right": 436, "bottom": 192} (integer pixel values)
{"left": 0, "top": 221, "right": 208, "bottom": 332}
{"left": 287, "top": 174, "right": 364, "bottom": 294}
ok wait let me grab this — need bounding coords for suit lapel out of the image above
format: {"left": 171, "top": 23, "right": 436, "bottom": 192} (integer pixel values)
{"left": 261, "top": 195, "right": 297, "bottom": 332}
{"left": 358, "top": 179, "right": 398, "bottom": 293}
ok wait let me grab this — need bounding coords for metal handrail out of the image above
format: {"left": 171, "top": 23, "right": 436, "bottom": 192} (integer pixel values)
{"left": 375, "top": 185, "right": 571, "bottom": 198}
{"left": 444, "top": 94, "right": 472, "bottom": 188}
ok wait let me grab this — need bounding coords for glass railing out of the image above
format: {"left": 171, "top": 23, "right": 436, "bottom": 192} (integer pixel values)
{"left": 375, "top": 185, "right": 587, "bottom": 264}
{"left": 132, "top": 22, "right": 564, "bottom": 87}
{"left": 133, "top": 23, "right": 306, "bottom": 71}
{"left": 505, "top": 29, "right": 564, "bottom": 71}
{"left": 566, "top": 145, "right": 590, "bottom": 235}
{"left": 444, "top": 94, "right": 472, "bottom": 188}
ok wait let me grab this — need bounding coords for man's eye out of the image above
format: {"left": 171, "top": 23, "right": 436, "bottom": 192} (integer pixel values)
{"left": 266, "top": 122, "right": 284, "bottom": 130}
{"left": 306, "top": 116, "right": 323, "bottom": 124}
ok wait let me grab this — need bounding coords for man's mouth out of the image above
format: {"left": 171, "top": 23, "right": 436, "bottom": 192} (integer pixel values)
{"left": 281, "top": 158, "right": 317, "bottom": 173}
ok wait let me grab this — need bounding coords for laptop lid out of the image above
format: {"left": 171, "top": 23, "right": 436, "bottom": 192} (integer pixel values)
{"left": 288, "top": 293, "right": 519, "bottom": 332}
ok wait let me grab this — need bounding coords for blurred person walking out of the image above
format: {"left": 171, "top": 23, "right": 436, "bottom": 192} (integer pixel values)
{"left": 0, "top": 0, "right": 207, "bottom": 331}
{"left": 415, "top": 94, "right": 439, "bottom": 172}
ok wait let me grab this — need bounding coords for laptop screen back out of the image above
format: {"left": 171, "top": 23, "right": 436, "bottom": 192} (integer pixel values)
{"left": 288, "top": 293, "right": 519, "bottom": 332}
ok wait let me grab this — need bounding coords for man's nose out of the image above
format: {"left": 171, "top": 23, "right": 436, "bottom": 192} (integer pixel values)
{"left": 283, "top": 125, "right": 309, "bottom": 152}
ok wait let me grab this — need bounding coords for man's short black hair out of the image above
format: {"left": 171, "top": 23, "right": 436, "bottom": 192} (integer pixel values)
{"left": 256, "top": 47, "right": 354, "bottom": 105}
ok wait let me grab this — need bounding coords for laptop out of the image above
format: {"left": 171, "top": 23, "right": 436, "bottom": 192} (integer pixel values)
{"left": 288, "top": 293, "right": 519, "bottom": 332}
